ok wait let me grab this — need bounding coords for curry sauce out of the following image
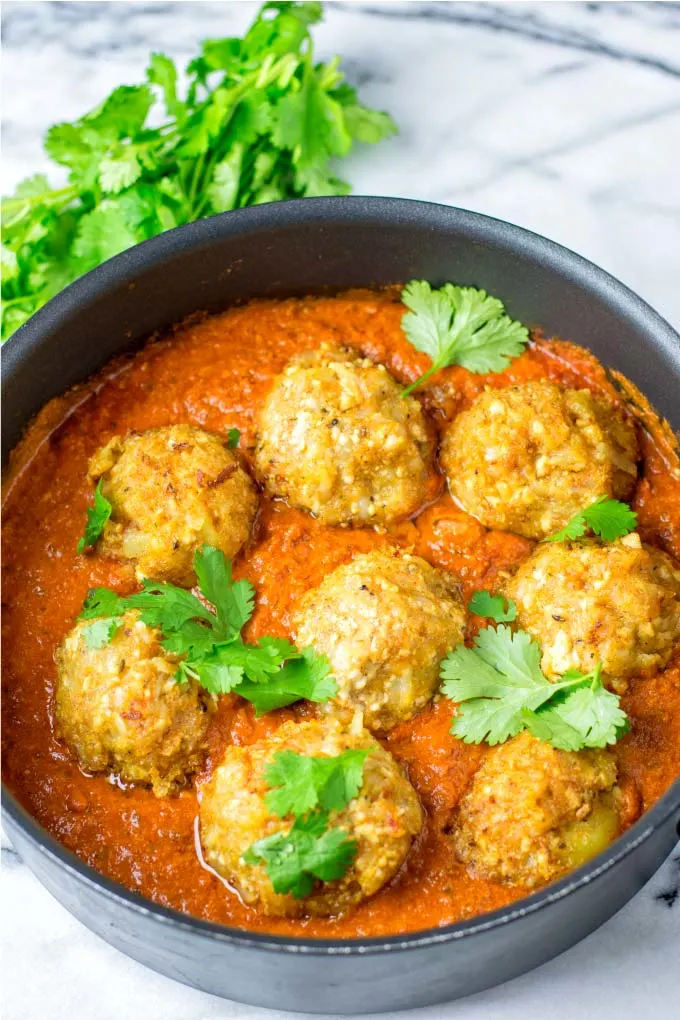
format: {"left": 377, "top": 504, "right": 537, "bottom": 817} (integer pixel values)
{"left": 3, "top": 289, "right": 680, "bottom": 937}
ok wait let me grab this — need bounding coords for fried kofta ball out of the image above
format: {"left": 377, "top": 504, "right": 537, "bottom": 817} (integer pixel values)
{"left": 506, "top": 532, "right": 680, "bottom": 690}
{"left": 440, "top": 380, "right": 638, "bottom": 540}
{"left": 294, "top": 549, "right": 466, "bottom": 732}
{"left": 87, "top": 425, "right": 258, "bottom": 586}
{"left": 55, "top": 611, "right": 212, "bottom": 796}
{"left": 199, "top": 718, "right": 422, "bottom": 917}
{"left": 453, "top": 731, "right": 620, "bottom": 888}
{"left": 254, "top": 346, "right": 434, "bottom": 526}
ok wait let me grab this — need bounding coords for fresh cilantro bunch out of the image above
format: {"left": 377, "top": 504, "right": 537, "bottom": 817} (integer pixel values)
{"left": 1, "top": 1, "right": 396, "bottom": 339}
{"left": 546, "top": 497, "right": 638, "bottom": 543}
{"left": 243, "top": 747, "right": 370, "bottom": 897}
{"left": 400, "top": 280, "right": 530, "bottom": 395}
{"left": 441, "top": 624, "right": 629, "bottom": 752}
{"left": 78, "top": 545, "right": 336, "bottom": 714}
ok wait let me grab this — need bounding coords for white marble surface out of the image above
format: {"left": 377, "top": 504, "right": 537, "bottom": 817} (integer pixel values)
{"left": 2, "top": 1, "right": 679, "bottom": 1018}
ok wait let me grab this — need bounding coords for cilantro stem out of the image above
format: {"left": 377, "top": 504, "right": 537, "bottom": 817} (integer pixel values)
{"left": 187, "top": 149, "right": 208, "bottom": 217}
{"left": 1, "top": 294, "right": 40, "bottom": 309}
{"left": 2, "top": 185, "right": 78, "bottom": 211}
{"left": 402, "top": 361, "right": 441, "bottom": 398}
{"left": 193, "top": 143, "right": 226, "bottom": 218}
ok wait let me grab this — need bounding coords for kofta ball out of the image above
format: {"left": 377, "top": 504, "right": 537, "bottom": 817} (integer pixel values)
{"left": 294, "top": 549, "right": 466, "bottom": 732}
{"left": 440, "top": 380, "right": 638, "bottom": 540}
{"left": 199, "top": 717, "right": 422, "bottom": 917}
{"left": 88, "top": 425, "right": 258, "bottom": 586}
{"left": 453, "top": 731, "right": 620, "bottom": 888}
{"left": 506, "top": 532, "right": 680, "bottom": 690}
{"left": 55, "top": 611, "right": 212, "bottom": 796}
{"left": 254, "top": 346, "right": 433, "bottom": 526}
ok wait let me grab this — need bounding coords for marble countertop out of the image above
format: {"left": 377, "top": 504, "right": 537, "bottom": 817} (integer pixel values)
{"left": 2, "top": 2, "right": 679, "bottom": 1018}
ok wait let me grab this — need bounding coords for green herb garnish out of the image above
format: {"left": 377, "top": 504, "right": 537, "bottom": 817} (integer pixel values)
{"left": 545, "top": 498, "right": 638, "bottom": 543}
{"left": 440, "top": 624, "right": 628, "bottom": 751}
{"left": 243, "top": 813, "right": 358, "bottom": 899}
{"left": 400, "top": 280, "right": 529, "bottom": 396}
{"left": 78, "top": 545, "right": 335, "bottom": 713}
{"left": 468, "top": 590, "right": 517, "bottom": 623}
{"left": 232, "top": 646, "right": 337, "bottom": 715}
{"left": 226, "top": 428, "right": 241, "bottom": 449}
{"left": 81, "top": 616, "right": 122, "bottom": 650}
{"left": 77, "top": 480, "right": 113, "bottom": 554}
{"left": 1, "top": 2, "right": 396, "bottom": 340}
{"left": 263, "top": 748, "right": 370, "bottom": 817}
{"left": 242, "top": 746, "right": 370, "bottom": 897}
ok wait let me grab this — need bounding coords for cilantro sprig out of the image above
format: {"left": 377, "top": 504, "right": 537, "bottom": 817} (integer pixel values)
{"left": 243, "top": 814, "right": 358, "bottom": 899}
{"left": 546, "top": 497, "right": 638, "bottom": 543}
{"left": 243, "top": 747, "right": 370, "bottom": 898}
{"left": 78, "top": 545, "right": 336, "bottom": 714}
{"left": 400, "top": 280, "right": 529, "bottom": 396}
{"left": 468, "top": 590, "right": 517, "bottom": 623}
{"left": 2, "top": 2, "right": 396, "bottom": 340}
{"left": 263, "top": 748, "right": 370, "bottom": 817}
{"left": 440, "top": 625, "right": 628, "bottom": 752}
{"left": 76, "top": 480, "right": 113, "bottom": 554}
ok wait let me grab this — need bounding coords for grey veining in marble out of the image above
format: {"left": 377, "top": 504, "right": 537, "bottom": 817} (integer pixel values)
{"left": 2, "top": 2, "right": 679, "bottom": 1019}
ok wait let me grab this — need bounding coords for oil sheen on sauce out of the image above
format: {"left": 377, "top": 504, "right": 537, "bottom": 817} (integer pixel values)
{"left": 3, "top": 290, "right": 680, "bottom": 938}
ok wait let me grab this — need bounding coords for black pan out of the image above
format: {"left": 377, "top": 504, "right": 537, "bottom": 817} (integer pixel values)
{"left": 2, "top": 197, "right": 680, "bottom": 1013}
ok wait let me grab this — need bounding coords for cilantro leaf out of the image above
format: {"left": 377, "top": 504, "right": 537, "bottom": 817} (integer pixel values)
{"left": 190, "top": 635, "right": 295, "bottom": 694}
{"left": 235, "top": 646, "right": 337, "bottom": 716}
{"left": 441, "top": 625, "right": 628, "bottom": 750}
{"left": 441, "top": 634, "right": 551, "bottom": 746}
{"left": 546, "top": 515, "right": 588, "bottom": 543}
{"left": 77, "top": 480, "right": 113, "bottom": 553}
{"left": 80, "top": 586, "right": 127, "bottom": 621}
{"left": 147, "top": 52, "right": 185, "bottom": 122}
{"left": 546, "top": 498, "right": 638, "bottom": 544}
{"left": 468, "top": 590, "right": 517, "bottom": 623}
{"left": 188, "top": 658, "right": 244, "bottom": 695}
{"left": 193, "top": 545, "right": 254, "bottom": 640}
{"left": 99, "top": 152, "right": 142, "bottom": 194}
{"left": 335, "top": 85, "right": 397, "bottom": 144}
{"left": 400, "top": 280, "right": 529, "bottom": 395}
{"left": 226, "top": 427, "right": 241, "bottom": 449}
{"left": 299, "top": 825, "right": 358, "bottom": 883}
{"left": 206, "top": 639, "right": 288, "bottom": 684}
{"left": 264, "top": 753, "right": 319, "bottom": 816}
{"left": 72, "top": 200, "right": 140, "bottom": 265}
{"left": 124, "top": 580, "right": 214, "bottom": 634}
{"left": 524, "top": 667, "right": 630, "bottom": 750}
{"left": 160, "top": 619, "right": 218, "bottom": 661}
{"left": 2, "top": 2, "right": 396, "bottom": 341}
{"left": 81, "top": 616, "right": 122, "bottom": 650}
{"left": 273, "top": 53, "right": 353, "bottom": 180}
{"left": 85, "top": 84, "right": 154, "bottom": 139}
{"left": 473, "top": 624, "right": 545, "bottom": 688}
{"left": 242, "top": 814, "right": 358, "bottom": 899}
{"left": 264, "top": 748, "right": 370, "bottom": 818}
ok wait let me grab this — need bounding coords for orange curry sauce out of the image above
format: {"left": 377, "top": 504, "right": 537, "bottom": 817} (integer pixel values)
{"left": 3, "top": 289, "right": 680, "bottom": 937}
